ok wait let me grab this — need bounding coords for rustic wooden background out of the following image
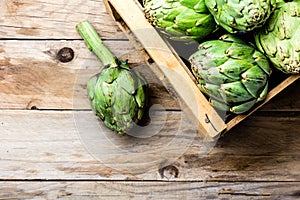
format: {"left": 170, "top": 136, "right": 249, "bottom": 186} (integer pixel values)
{"left": 0, "top": 0, "right": 300, "bottom": 199}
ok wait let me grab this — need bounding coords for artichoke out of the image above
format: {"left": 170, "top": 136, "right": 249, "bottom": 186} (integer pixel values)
{"left": 254, "top": 0, "right": 300, "bottom": 74}
{"left": 143, "top": 0, "right": 217, "bottom": 41}
{"left": 76, "top": 21, "right": 148, "bottom": 135}
{"left": 205, "top": 0, "right": 276, "bottom": 33}
{"left": 189, "top": 34, "right": 272, "bottom": 114}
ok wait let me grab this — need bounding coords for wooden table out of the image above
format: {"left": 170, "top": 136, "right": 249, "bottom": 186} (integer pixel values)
{"left": 0, "top": 0, "right": 299, "bottom": 199}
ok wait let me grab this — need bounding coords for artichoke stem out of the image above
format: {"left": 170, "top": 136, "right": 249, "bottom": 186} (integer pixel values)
{"left": 76, "top": 20, "right": 118, "bottom": 68}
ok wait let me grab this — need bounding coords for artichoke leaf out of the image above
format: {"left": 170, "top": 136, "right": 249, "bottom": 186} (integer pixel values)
{"left": 242, "top": 78, "right": 267, "bottom": 99}
{"left": 226, "top": 43, "right": 255, "bottom": 60}
{"left": 257, "top": 82, "right": 269, "bottom": 102}
{"left": 241, "top": 65, "right": 268, "bottom": 98}
{"left": 230, "top": 99, "right": 257, "bottom": 114}
{"left": 87, "top": 74, "right": 99, "bottom": 102}
{"left": 219, "top": 59, "right": 253, "bottom": 81}
{"left": 253, "top": 51, "right": 272, "bottom": 76}
{"left": 135, "top": 84, "right": 147, "bottom": 109}
{"left": 175, "top": 9, "right": 200, "bottom": 28}
{"left": 95, "top": 80, "right": 112, "bottom": 108}
{"left": 219, "top": 82, "right": 253, "bottom": 103}
{"left": 210, "top": 99, "right": 230, "bottom": 112}
{"left": 112, "top": 87, "right": 137, "bottom": 119}
{"left": 206, "top": 67, "right": 232, "bottom": 84}
{"left": 118, "top": 70, "right": 136, "bottom": 95}
{"left": 180, "top": 0, "right": 202, "bottom": 9}
{"left": 164, "top": 7, "right": 185, "bottom": 21}
{"left": 101, "top": 67, "right": 120, "bottom": 83}
{"left": 204, "top": 83, "right": 223, "bottom": 101}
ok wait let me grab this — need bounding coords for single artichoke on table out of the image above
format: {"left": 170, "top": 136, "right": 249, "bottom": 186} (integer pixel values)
{"left": 76, "top": 21, "right": 148, "bottom": 135}
{"left": 143, "top": 0, "right": 217, "bottom": 42}
{"left": 205, "top": 0, "right": 276, "bottom": 33}
{"left": 189, "top": 34, "right": 272, "bottom": 114}
{"left": 254, "top": 0, "right": 300, "bottom": 74}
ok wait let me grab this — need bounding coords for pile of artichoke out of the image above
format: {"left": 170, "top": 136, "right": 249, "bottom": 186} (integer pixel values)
{"left": 75, "top": 0, "right": 300, "bottom": 135}
{"left": 144, "top": 0, "right": 300, "bottom": 114}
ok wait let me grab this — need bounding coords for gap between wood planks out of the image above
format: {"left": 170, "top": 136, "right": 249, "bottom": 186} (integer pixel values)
{"left": 0, "top": 179, "right": 299, "bottom": 183}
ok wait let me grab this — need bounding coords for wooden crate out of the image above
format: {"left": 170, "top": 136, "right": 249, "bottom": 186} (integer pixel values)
{"left": 103, "top": 0, "right": 300, "bottom": 139}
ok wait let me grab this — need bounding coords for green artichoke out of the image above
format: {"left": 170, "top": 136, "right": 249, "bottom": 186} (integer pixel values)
{"left": 205, "top": 0, "right": 276, "bottom": 33}
{"left": 76, "top": 21, "right": 148, "bottom": 135}
{"left": 254, "top": 0, "right": 300, "bottom": 74}
{"left": 189, "top": 34, "right": 271, "bottom": 114}
{"left": 143, "top": 0, "right": 217, "bottom": 41}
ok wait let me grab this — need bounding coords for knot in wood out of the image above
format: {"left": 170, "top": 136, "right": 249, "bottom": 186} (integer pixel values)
{"left": 56, "top": 47, "right": 74, "bottom": 63}
{"left": 158, "top": 165, "right": 179, "bottom": 179}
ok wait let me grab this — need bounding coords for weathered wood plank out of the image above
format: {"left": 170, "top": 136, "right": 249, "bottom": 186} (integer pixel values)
{"left": 0, "top": 40, "right": 178, "bottom": 110}
{"left": 0, "top": 0, "right": 123, "bottom": 39}
{"left": 0, "top": 40, "right": 299, "bottom": 111}
{"left": 0, "top": 110, "right": 202, "bottom": 180}
{"left": 0, "top": 110, "right": 299, "bottom": 181}
{"left": 261, "top": 78, "right": 300, "bottom": 111}
{"left": 177, "top": 112, "right": 300, "bottom": 181}
{"left": 0, "top": 181, "right": 299, "bottom": 199}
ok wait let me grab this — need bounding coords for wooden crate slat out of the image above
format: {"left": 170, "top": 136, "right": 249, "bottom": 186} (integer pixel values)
{"left": 104, "top": 0, "right": 227, "bottom": 139}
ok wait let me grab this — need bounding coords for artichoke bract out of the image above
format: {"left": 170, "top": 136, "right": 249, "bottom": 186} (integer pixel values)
{"left": 205, "top": 0, "right": 276, "bottom": 33}
{"left": 189, "top": 34, "right": 271, "bottom": 114}
{"left": 254, "top": 0, "right": 300, "bottom": 74}
{"left": 76, "top": 21, "right": 148, "bottom": 135}
{"left": 143, "top": 0, "right": 217, "bottom": 42}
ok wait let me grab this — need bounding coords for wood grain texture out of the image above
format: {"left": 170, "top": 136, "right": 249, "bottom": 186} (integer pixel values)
{"left": 0, "top": 40, "right": 179, "bottom": 110}
{"left": 0, "top": 110, "right": 299, "bottom": 181}
{"left": 0, "top": 0, "right": 123, "bottom": 39}
{"left": 0, "top": 181, "right": 299, "bottom": 199}
{"left": 0, "top": 40, "right": 299, "bottom": 111}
